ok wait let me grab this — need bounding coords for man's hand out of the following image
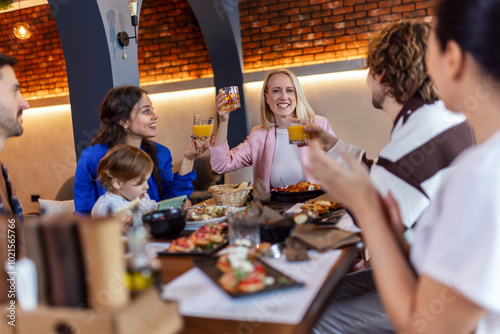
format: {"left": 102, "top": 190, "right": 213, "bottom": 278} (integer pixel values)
{"left": 301, "top": 123, "right": 339, "bottom": 151}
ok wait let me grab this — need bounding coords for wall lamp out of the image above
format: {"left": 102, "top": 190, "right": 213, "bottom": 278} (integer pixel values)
{"left": 117, "top": 0, "right": 138, "bottom": 47}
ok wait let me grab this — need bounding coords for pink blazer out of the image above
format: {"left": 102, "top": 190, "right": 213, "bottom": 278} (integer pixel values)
{"left": 210, "top": 116, "right": 335, "bottom": 191}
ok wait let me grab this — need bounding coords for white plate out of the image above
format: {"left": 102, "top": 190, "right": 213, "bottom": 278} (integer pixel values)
{"left": 185, "top": 205, "right": 244, "bottom": 231}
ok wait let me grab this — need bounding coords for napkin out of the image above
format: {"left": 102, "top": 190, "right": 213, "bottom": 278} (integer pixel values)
{"left": 284, "top": 237, "right": 310, "bottom": 262}
{"left": 252, "top": 178, "right": 271, "bottom": 203}
{"left": 290, "top": 224, "right": 361, "bottom": 252}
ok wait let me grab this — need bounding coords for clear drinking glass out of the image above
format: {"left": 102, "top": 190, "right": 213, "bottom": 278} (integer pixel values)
{"left": 227, "top": 211, "right": 260, "bottom": 247}
{"left": 287, "top": 117, "right": 310, "bottom": 144}
{"left": 192, "top": 115, "right": 214, "bottom": 140}
{"left": 219, "top": 86, "right": 241, "bottom": 111}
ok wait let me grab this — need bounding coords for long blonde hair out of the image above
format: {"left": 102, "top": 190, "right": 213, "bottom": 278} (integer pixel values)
{"left": 260, "top": 69, "right": 316, "bottom": 130}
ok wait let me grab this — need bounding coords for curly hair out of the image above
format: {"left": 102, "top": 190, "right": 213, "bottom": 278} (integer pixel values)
{"left": 366, "top": 20, "right": 438, "bottom": 104}
{"left": 91, "top": 85, "right": 164, "bottom": 198}
{"left": 260, "top": 68, "right": 316, "bottom": 130}
{"left": 97, "top": 144, "right": 153, "bottom": 191}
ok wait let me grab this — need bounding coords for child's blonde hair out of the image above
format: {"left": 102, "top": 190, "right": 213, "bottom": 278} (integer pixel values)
{"left": 97, "top": 144, "right": 153, "bottom": 190}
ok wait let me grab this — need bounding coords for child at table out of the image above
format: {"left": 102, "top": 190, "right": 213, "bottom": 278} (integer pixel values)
{"left": 91, "top": 144, "right": 158, "bottom": 218}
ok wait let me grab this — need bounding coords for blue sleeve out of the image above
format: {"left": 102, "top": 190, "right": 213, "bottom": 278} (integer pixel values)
{"left": 155, "top": 144, "right": 196, "bottom": 200}
{"left": 74, "top": 145, "right": 107, "bottom": 214}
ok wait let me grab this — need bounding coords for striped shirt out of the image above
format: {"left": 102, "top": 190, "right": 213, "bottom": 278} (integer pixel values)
{"left": 370, "top": 95, "right": 474, "bottom": 228}
{"left": 91, "top": 192, "right": 158, "bottom": 218}
{"left": 0, "top": 164, "right": 23, "bottom": 222}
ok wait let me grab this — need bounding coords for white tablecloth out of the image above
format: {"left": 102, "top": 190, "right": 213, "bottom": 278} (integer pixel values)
{"left": 162, "top": 249, "right": 342, "bottom": 324}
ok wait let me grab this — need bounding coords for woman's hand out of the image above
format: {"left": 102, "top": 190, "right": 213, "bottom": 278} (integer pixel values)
{"left": 306, "top": 138, "right": 378, "bottom": 217}
{"left": 301, "top": 123, "right": 339, "bottom": 150}
{"left": 216, "top": 90, "right": 239, "bottom": 121}
{"left": 183, "top": 136, "right": 212, "bottom": 160}
{"left": 182, "top": 198, "right": 192, "bottom": 209}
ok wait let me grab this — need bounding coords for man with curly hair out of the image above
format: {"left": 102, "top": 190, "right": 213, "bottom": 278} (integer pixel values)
{"left": 311, "top": 21, "right": 474, "bottom": 333}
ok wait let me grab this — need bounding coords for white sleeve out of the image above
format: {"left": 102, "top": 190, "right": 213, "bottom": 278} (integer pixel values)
{"left": 327, "top": 139, "right": 365, "bottom": 163}
{"left": 419, "top": 167, "right": 500, "bottom": 313}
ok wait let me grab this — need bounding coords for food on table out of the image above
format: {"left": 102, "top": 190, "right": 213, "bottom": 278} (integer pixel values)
{"left": 166, "top": 222, "right": 227, "bottom": 253}
{"left": 301, "top": 200, "right": 343, "bottom": 217}
{"left": 272, "top": 181, "right": 321, "bottom": 192}
{"left": 293, "top": 213, "right": 309, "bottom": 225}
{"left": 216, "top": 239, "right": 274, "bottom": 294}
{"left": 186, "top": 205, "right": 235, "bottom": 221}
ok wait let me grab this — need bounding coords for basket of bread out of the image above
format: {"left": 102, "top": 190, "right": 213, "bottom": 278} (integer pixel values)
{"left": 208, "top": 182, "right": 253, "bottom": 207}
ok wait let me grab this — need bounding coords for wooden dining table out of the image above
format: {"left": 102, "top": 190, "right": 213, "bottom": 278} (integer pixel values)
{"left": 157, "top": 197, "right": 363, "bottom": 334}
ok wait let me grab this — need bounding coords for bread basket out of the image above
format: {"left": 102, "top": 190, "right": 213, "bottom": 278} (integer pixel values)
{"left": 208, "top": 184, "right": 252, "bottom": 207}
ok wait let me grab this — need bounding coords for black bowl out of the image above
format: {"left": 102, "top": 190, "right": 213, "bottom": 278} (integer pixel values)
{"left": 260, "top": 217, "right": 295, "bottom": 243}
{"left": 142, "top": 208, "right": 187, "bottom": 239}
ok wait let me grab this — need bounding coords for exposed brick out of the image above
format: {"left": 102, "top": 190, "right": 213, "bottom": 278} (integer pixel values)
{"left": 272, "top": 43, "right": 292, "bottom": 51}
{"left": 292, "top": 41, "right": 313, "bottom": 48}
{"left": 0, "top": 0, "right": 432, "bottom": 99}
{"left": 345, "top": 11, "right": 367, "bottom": 20}
{"left": 303, "top": 46, "right": 325, "bottom": 54}
{"left": 379, "top": 13, "right": 402, "bottom": 21}
{"left": 403, "top": 10, "right": 427, "bottom": 18}
{"left": 300, "top": 5, "right": 321, "bottom": 13}
{"left": 334, "top": 21, "right": 356, "bottom": 29}
{"left": 302, "top": 32, "right": 324, "bottom": 41}
{"left": 356, "top": 17, "right": 379, "bottom": 25}
{"left": 416, "top": 0, "right": 434, "bottom": 9}
{"left": 355, "top": 3, "right": 378, "bottom": 11}
{"left": 291, "top": 27, "right": 312, "bottom": 35}
{"left": 323, "top": 14, "right": 345, "bottom": 23}
{"left": 391, "top": 4, "right": 415, "bottom": 12}
{"left": 333, "top": 6, "right": 355, "bottom": 14}
{"left": 378, "top": 0, "right": 402, "bottom": 7}
{"left": 322, "top": 1, "right": 343, "bottom": 9}
{"left": 312, "top": 10, "right": 332, "bottom": 19}
{"left": 344, "top": 0, "right": 366, "bottom": 5}
{"left": 336, "top": 35, "right": 357, "bottom": 43}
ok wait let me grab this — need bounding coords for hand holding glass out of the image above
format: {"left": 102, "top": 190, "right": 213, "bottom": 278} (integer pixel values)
{"left": 219, "top": 86, "right": 241, "bottom": 111}
{"left": 192, "top": 115, "right": 214, "bottom": 140}
{"left": 287, "top": 117, "right": 310, "bottom": 145}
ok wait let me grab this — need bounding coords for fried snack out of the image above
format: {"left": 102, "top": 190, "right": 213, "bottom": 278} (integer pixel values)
{"left": 272, "top": 181, "right": 321, "bottom": 192}
{"left": 301, "top": 200, "right": 343, "bottom": 216}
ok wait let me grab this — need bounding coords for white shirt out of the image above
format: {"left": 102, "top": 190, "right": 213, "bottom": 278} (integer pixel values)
{"left": 411, "top": 130, "right": 500, "bottom": 334}
{"left": 270, "top": 128, "right": 305, "bottom": 188}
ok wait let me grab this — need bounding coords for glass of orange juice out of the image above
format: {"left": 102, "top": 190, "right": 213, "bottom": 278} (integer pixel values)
{"left": 287, "top": 117, "right": 310, "bottom": 144}
{"left": 193, "top": 115, "right": 214, "bottom": 140}
{"left": 219, "top": 86, "right": 241, "bottom": 111}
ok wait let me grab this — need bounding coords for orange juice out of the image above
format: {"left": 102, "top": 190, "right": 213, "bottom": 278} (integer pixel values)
{"left": 192, "top": 124, "right": 213, "bottom": 139}
{"left": 288, "top": 125, "right": 310, "bottom": 144}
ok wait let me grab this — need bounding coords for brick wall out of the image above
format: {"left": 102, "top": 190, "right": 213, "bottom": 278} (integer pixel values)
{"left": 0, "top": 0, "right": 433, "bottom": 100}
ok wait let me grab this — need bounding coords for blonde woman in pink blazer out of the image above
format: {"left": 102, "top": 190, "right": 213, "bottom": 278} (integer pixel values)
{"left": 210, "top": 69, "right": 340, "bottom": 191}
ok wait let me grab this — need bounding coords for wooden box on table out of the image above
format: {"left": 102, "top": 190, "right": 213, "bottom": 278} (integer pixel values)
{"left": 17, "top": 288, "right": 183, "bottom": 334}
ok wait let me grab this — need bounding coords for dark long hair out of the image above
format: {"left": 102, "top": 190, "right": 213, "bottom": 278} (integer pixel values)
{"left": 435, "top": 0, "right": 500, "bottom": 79}
{"left": 92, "top": 86, "right": 164, "bottom": 198}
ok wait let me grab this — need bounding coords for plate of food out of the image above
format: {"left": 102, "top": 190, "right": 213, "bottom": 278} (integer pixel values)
{"left": 157, "top": 222, "right": 228, "bottom": 256}
{"left": 301, "top": 200, "right": 345, "bottom": 225}
{"left": 271, "top": 182, "right": 324, "bottom": 202}
{"left": 194, "top": 240, "right": 302, "bottom": 298}
{"left": 185, "top": 205, "right": 243, "bottom": 230}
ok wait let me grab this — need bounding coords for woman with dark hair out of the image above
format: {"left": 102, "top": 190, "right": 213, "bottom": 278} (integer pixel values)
{"left": 308, "top": 0, "right": 500, "bottom": 332}
{"left": 74, "top": 85, "right": 206, "bottom": 214}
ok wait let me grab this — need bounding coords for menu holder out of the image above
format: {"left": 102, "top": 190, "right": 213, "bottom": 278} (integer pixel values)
{"left": 17, "top": 289, "right": 183, "bottom": 334}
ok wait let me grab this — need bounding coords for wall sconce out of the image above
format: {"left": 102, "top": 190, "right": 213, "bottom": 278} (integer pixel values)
{"left": 117, "top": 0, "right": 138, "bottom": 47}
{"left": 13, "top": 0, "right": 32, "bottom": 40}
